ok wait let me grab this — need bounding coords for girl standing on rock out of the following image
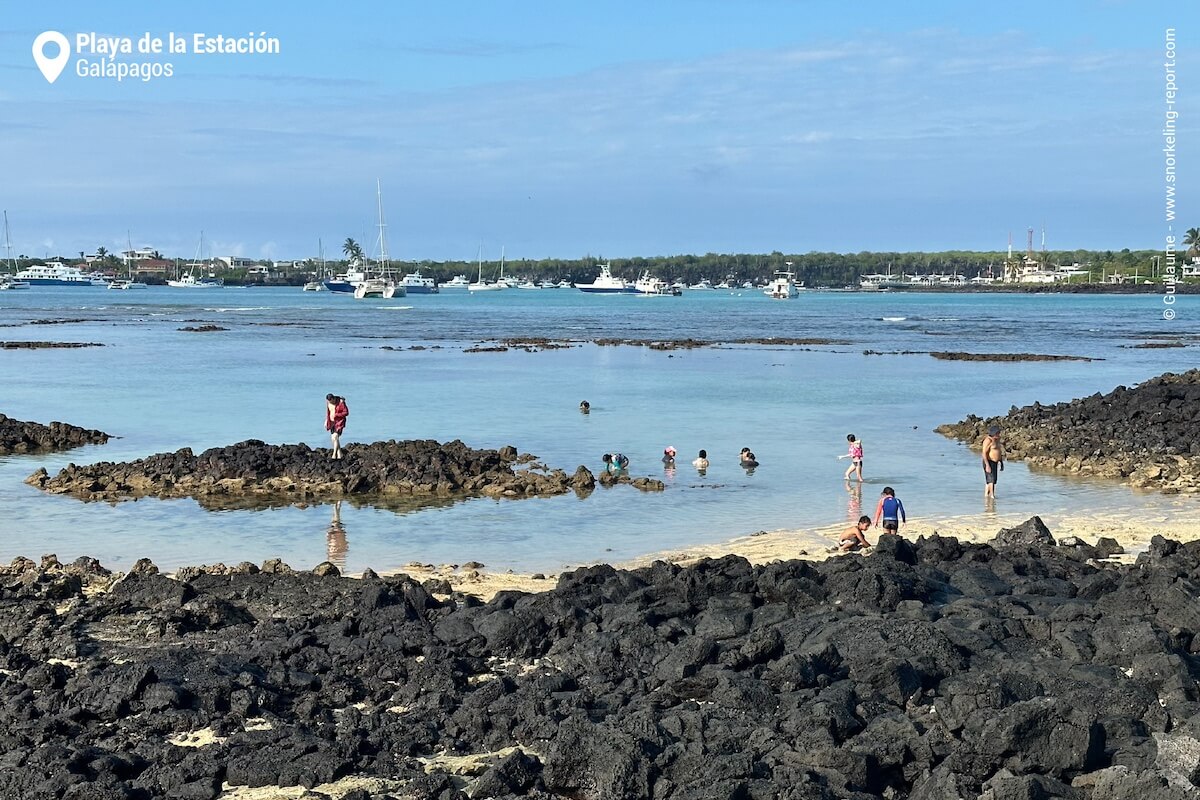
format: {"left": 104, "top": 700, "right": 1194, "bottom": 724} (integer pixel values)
{"left": 325, "top": 393, "right": 349, "bottom": 459}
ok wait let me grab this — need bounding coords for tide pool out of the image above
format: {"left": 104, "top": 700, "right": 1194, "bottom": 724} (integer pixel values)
{"left": 0, "top": 286, "right": 1195, "bottom": 573}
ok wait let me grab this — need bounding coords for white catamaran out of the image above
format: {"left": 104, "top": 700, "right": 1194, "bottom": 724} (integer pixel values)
{"left": 354, "top": 181, "right": 405, "bottom": 299}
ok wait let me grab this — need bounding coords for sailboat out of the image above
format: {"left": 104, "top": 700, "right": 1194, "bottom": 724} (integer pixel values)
{"left": 109, "top": 231, "right": 149, "bottom": 289}
{"left": 168, "top": 232, "right": 223, "bottom": 288}
{"left": 0, "top": 211, "right": 30, "bottom": 290}
{"left": 468, "top": 244, "right": 503, "bottom": 291}
{"left": 354, "top": 181, "right": 404, "bottom": 299}
{"left": 303, "top": 239, "right": 327, "bottom": 291}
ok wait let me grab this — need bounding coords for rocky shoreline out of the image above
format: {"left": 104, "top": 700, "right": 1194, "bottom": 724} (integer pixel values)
{"left": 23, "top": 438, "right": 669, "bottom": 506}
{"left": 937, "top": 370, "right": 1200, "bottom": 494}
{"left": 2, "top": 520, "right": 1199, "bottom": 799}
{"left": 0, "top": 413, "right": 112, "bottom": 455}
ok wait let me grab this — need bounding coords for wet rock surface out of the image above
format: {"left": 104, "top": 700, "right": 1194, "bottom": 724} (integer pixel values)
{"left": 2, "top": 527, "right": 1198, "bottom": 799}
{"left": 23, "top": 439, "right": 667, "bottom": 505}
{"left": 0, "top": 340, "right": 105, "bottom": 349}
{"left": 0, "top": 412, "right": 112, "bottom": 455}
{"left": 937, "top": 369, "right": 1200, "bottom": 493}
{"left": 929, "top": 351, "right": 1099, "bottom": 362}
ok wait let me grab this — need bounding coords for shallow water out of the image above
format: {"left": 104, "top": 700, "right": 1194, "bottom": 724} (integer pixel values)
{"left": 0, "top": 286, "right": 1195, "bottom": 573}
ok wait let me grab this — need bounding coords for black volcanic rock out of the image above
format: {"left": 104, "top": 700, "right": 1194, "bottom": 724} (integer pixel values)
{"left": 1, "top": 534, "right": 1199, "bottom": 798}
{"left": 0, "top": 413, "right": 111, "bottom": 455}
{"left": 937, "top": 370, "right": 1200, "bottom": 493}
{"left": 24, "top": 438, "right": 620, "bottom": 505}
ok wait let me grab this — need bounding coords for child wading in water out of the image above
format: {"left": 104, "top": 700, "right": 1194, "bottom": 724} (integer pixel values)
{"left": 873, "top": 486, "right": 906, "bottom": 534}
{"left": 839, "top": 434, "right": 864, "bottom": 481}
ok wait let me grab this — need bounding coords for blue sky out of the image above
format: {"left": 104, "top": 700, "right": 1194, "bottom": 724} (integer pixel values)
{"left": 0, "top": 1, "right": 1191, "bottom": 261}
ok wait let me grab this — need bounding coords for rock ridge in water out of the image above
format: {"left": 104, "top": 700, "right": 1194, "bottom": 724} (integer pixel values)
{"left": 937, "top": 369, "right": 1200, "bottom": 493}
{"left": 1, "top": 528, "right": 1199, "bottom": 798}
{"left": 23, "top": 438, "right": 632, "bottom": 504}
{"left": 0, "top": 412, "right": 112, "bottom": 455}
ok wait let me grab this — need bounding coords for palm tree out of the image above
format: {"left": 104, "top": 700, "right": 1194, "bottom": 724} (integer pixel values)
{"left": 1184, "top": 227, "right": 1200, "bottom": 258}
{"left": 343, "top": 238, "right": 363, "bottom": 265}
{"left": 96, "top": 246, "right": 107, "bottom": 259}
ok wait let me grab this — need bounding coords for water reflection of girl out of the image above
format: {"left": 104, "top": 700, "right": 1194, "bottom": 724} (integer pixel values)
{"left": 326, "top": 501, "right": 347, "bottom": 568}
{"left": 845, "top": 480, "right": 862, "bottom": 523}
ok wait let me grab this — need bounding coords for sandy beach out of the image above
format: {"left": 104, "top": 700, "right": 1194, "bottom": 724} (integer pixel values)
{"left": 389, "top": 504, "right": 1199, "bottom": 601}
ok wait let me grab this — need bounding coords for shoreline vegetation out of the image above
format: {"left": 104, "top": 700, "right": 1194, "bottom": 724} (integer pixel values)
{"left": 5, "top": 245, "right": 1199, "bottom": 289}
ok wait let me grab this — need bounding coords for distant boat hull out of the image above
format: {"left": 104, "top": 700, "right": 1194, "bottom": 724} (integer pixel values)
{"left": 576, "top": 285, "right": 637, "bottom": 294}
{"left": 323, "top": 280, "right": 356, "bottom": 293}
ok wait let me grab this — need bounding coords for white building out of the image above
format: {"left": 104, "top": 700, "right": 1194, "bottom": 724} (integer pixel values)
{"left": 218, "top": 256, "right": 256, "bottom": 269}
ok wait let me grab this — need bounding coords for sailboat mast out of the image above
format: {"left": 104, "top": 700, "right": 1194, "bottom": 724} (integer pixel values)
{"left": 376, "top": 179, "right": 389, "bottom": 275}
{"left": 3, "top": 211, "right": 15, "bottom": 271}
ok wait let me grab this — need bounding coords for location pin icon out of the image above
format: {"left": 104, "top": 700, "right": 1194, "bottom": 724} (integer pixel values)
{"left": 32, "top": 31, "right": 70, "bottom": 84}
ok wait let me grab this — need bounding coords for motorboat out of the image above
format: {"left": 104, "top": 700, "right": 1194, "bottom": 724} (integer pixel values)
{"left": 633, "top": 271, "right": 680, "bottom": 296}
{"left": 517, "top": 280, "right": 540, "bottom": 290}
{"left": 324, "top": 266, "right": 366, "bottom": 293}
{"left": 0, "top": 275, "right": 30, "bottom": 290}
{"left": 108, "top": 279, "right": 148, "bottom": 290}
{"left": 441, "top": 274, "right": 471, "bottom": 289}
{"left": 302, "top": 280, "right": 325, "bottom": 291}
{"left": 539, "top": 280, "right": 558, "bottom": 289}
{"left": 763, "top": 270, "right": 801, "bottom": 299}
{"left": 575, "top": 263, "right": 636, "bottom": 293}
{"left": 556, "top": 280, "right": 572, "bottom": 289}
{"left": 688, "top": 279, "right": 715, "bottom": 291}
{"left": 400, "top": 269, "right": 439, "bottom": 294}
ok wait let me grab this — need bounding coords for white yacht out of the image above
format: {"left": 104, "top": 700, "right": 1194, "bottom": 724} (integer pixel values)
{"left": 400, "top": 269, "right": 438, "bottom": 294}
{"left": 302, "top": 280, "right": 325, "bottom": 291}
{"left": 763, "top": 270, "right": 801, "bottom": 299}
{"left": 517, "top": 280, "right": 540, "bottom": 290}
{"left": 14, "top": 261, "right": 94, "bottom": 286}
{"left": 108, "top": 279, "right": 148, "bottom": 290}
{"left": 575, "top": 263, "right": 635, "bottom": 293}
{"left": 441, "top": 274, "right": 471, "bottom": 289}
{"left": 0, "top": 276, "right": 30, "bottom": 290}
{"left": 633, "top": 271, "right": 680, "bottom": 296}
{"left": 688, "top": 279, "right": 715, "bottom": 291}
{"left": 555, "top": 280, "right": 572, "bottom": 289}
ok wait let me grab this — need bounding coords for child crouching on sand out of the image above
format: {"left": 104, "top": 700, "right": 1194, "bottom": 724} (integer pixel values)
{"left": 839, "top": 516, "right": 873, "bottom": 552}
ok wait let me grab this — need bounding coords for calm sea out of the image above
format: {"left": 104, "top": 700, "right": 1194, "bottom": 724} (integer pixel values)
{"left": 0, "top": 286, "right": 1195, "bottom": 573}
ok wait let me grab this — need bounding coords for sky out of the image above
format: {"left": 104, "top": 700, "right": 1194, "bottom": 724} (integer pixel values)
{"left": 0, "top": 1, "right": 1193, "bottom": 261}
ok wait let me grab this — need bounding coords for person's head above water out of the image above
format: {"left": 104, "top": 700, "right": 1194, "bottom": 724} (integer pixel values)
{"left": 847, "top": 433, "right": 856, "bottom": 442}
{"left": 664, "top": 446, "right": 676, "bottom": 457}
{"left": 698, "top": 449, "right": 707, "bottom": 458}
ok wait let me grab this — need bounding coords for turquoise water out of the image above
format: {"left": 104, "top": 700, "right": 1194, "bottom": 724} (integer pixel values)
{"left": 0, "top": 286, "right": 1195, "bottom": 573}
